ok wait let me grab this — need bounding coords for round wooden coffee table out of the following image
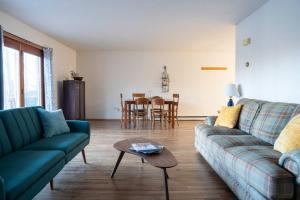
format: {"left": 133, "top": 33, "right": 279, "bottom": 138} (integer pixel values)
{"left": 111, "top": 138, "right": 178, "bottom": 200}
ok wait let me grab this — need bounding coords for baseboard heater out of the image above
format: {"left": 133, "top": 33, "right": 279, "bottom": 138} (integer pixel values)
{"left": 178, "top": 116, "right": 206, "bottom": 121}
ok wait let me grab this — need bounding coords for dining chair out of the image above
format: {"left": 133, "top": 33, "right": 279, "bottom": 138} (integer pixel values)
{"left": 173, "top": 93, "right": 180, "bottom": 126}
{"left": 132, "top": 93, "right": 145, "bottom": 100}
{"left": 151, "top": 97, "right": 168, "bottom": 128}
{"left": 120, "top": 93, "right": 134, "bottom": 128}
{"left": 151, "top": 96, "right": 161, "bottom": 99}
{"left": 134, "top": 97, "right": 149, "bottom": 128}
{"left": 151, "top": 96, "right": 162, "bottom": 111}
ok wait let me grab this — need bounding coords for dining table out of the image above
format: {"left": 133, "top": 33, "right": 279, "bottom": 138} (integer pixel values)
{"left": 124, "top": 99, "right": 176, "bottom": 128}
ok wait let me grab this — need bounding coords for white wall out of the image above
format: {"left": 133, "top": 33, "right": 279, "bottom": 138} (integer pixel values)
{"left": 0, "top": 11, "right": 76, "bottom": 107}
{"left": 236, "top": 0, "right": 300, "bottom": 103}
{"left": 77, "top": 50, "right": 235, "bottom": 119}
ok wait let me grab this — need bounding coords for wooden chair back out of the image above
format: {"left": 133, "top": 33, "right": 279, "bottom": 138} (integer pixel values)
{"left": 173, "top": 94, "right": 179, "bottom": 106}
{"left": 132, "top": 93, "right": 145, "bottom": 100}
{"left": 151, "top": 96, "right": 161, "bottom": 99}
{"left": 151, "top": 97, "right": 165, "bottom": 110}
{"left": 135, "top": 97, "right": 149, "bottom": 111}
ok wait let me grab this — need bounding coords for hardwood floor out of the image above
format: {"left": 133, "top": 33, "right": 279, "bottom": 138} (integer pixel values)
{"left": 34, "top": 120, "right": 236, "bottom": 200}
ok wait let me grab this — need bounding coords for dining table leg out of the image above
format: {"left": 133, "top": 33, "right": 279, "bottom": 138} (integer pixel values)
{"left": 125, "top": 103, "right": 128, "bottom": 128}
{"left": 128, "top": 104, "right": 131, "bottom": 126}
{"left": 168, "top": 103, "right": 171, "bottom": 123}
{"left": 171, "top": 103, "right": 175, "bottom": 128}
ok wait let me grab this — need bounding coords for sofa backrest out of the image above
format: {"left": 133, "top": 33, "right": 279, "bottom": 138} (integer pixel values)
{"left": 237, "top": 98, "right": 266, "bottom": 133}
{"left": 0, "top": 118, "right": 12, "bottom": 157}
{"left": 0, "top": 107, "right": 43, "bottom": 151}
{"left": 250, "top": 101, "right": 300, "bottom": 145}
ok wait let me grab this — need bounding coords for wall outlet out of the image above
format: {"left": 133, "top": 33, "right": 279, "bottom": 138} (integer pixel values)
{"left": 114, "top": 107, "right": 120, "bottom": 112}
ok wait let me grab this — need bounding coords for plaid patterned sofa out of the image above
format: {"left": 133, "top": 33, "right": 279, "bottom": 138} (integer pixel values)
{"left": 195, "top": 98, "right": 300, "bottom": 200}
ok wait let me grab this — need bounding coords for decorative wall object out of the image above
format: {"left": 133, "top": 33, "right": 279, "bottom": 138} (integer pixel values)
{"left": 201, "top": 66, "right": 227, "bottom": 71}
{"left": 162, "top": 66, "right": 169, "bottom": 93}
{"left": 243, "top": 37, "right": 251, "bottom": 46}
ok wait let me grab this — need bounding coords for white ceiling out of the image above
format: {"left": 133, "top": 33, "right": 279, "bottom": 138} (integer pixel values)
{"left": 0, "top": 0, "right": 268, "bottom": 51}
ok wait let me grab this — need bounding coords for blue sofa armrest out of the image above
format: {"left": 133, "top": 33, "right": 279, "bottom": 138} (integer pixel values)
{"left": 205, "top": 116, "right": 217, "bottom": 126}
{"left": 279, "top": 149, "right": 300, "bottom": 184}
{"left": 66, "top": 120, "right": 90, "bottom": 136}
{"left": 0, "top": 176, "right": 5, "bottom": 200}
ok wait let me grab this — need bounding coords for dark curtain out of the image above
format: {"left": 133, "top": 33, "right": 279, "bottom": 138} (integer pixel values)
{"left": 0, "top": 26, "right": 4, "bottom": 110}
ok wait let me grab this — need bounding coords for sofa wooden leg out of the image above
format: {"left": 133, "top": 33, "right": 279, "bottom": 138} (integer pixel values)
{"left": 50, "top": 180, "right": 54, "bottom": 190}
{"left": 82, "top": 149, "right": 87, "bottom": 164}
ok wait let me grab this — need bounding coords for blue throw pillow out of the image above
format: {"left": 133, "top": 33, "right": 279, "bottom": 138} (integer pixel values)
{"left": 37, "top": 108, "right": 70, "bottom": 138}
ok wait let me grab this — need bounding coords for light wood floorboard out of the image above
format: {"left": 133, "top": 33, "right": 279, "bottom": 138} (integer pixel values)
{"left": 34, "top": 120, "right": 236, "bottom": 200}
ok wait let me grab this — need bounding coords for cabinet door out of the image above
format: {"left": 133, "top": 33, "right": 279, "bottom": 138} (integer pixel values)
{"left": 79, "top": 82, "right": 85, "bottom": 119}
{"left": 75, "top": 82, "right": 81, "bottom": 119}
{"left": 63, "top": 81, "right": 75, "bottom": 120}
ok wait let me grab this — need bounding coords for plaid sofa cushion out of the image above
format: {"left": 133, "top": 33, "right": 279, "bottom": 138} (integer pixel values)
{"left": 237, "top": 98, "right": 265, "bottom": 133}
{"left": 206, "top": 135, "right": 271, "bottom": 162}
{"left": 198, "top": 146, "right": 270, "bottom": 200}
{"left": 195, "top": 124, "right": 249, "bottom": 161}
{"left": 250, "top": 102, "right": 299, "bottom": 145}
{"left": 195, "top": 124, "right": 247, "bottom": 137}
{"left": 292, "top": 105, "right": 300, "bottom": 118}
{"left": 224, "top": 146, "right": 294, "bottom": 199}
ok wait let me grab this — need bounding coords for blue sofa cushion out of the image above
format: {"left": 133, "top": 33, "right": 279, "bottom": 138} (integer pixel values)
{"left": 37, "top": 108, "right": 70, "bottom": 138}
{"left": 22, "top": 132, "right": 88, "bottom": 154}
{"left": 0, "top": 119, "right": 12, "bottom": 157}
{"left": 0, "top": 107, "right": 43, "bottom": 150}
{"left": 0, "top": 150, "right": 64, "bottom": 200}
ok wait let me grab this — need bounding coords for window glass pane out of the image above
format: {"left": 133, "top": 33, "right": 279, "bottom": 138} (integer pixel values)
{"left": 24, "top": 52, "right": 42, "bottom": 107}
{"left": 3, "top": 46, "right": 20, "bottom": 109}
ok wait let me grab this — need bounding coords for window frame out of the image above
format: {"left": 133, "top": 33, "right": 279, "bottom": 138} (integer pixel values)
{"left": 3, "top": 32, "right": 45, "bottom": 107}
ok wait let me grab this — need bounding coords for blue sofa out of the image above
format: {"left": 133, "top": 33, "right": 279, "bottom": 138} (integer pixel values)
{"left": 195, "top": 98, "right": 300, "bottom": 200}
{"left": 0, "top": 107, "right": 90, "bottom": 200}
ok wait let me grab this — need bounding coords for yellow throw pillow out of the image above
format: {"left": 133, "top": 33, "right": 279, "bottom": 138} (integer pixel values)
{"left": 274, "top": 114, "right": 300, "bottom": 153}
{"left": 214, "top": 104, "right": 242, "bottom": 128}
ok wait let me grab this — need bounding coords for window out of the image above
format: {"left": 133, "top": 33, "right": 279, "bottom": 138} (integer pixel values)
{"left": 3, "top": 33, "right": 44, "bottom": 109}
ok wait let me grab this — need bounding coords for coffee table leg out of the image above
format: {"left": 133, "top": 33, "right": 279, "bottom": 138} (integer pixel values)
{"left": 165, "top": 171, "right": 169, "bottom": 179}
{"left": 111, "top": 151, "right": 125, "bottom": 178}
{"left": 162, "top": 168, "right": 169, "bottom": 200}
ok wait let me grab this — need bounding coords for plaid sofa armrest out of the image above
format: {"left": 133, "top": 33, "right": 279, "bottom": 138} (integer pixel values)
{"left": 0, "top": 176, "right": 5, "bottom": 200}
{"left": 279, "top": 149, "right": 300, "bottom": 184}
{"left": 205, "top": 116, "right": 218, "bottom": 126}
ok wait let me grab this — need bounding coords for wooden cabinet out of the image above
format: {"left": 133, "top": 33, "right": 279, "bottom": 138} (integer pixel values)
{"left": 63, "top": 80, "right": 85, "bottom": 120}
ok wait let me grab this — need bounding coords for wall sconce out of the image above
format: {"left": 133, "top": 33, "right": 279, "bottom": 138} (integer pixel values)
{"left": 162, "top": 66, "right": 169, "bottom": 93}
